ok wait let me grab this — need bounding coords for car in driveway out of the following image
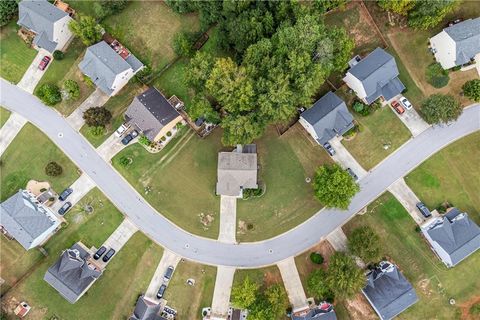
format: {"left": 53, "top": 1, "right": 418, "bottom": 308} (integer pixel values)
{"left": 102, "top": 248, "right": 116, "bottom": 262}
{"left": 163, "top": 266, "right": 174, "bottom": 282}
{"left": 399, "top": 96, "right": 412, "bottom": 110}
{"left": 114, "top": 123, "right": 129, "bottom": 137}
{"left": 391, "top": 101, "right": 405, "bottom": 115}
{"left": 58, "top": 188, "right": 73, "bottom": 201}
{"left": 94, "top": 246, "right": 106, "bottom": 260}
{"left": 156, "top": 284, "right": 167, "bottom": 299}
{"left": 38, "top": 56, "right": 51, "bottom": 71}
{"left": 346, "top": 168, "right": 358, "bottom": 181}
{"left": 121, "top": 130, "right": 138, "bottom": 145}
{"left": 416, "top": 202, "right": 432, "bottom": 218}
{"left": 58, "top": 201, "right": 72, "bottom": 215}
{"left": 323, "top": 142, "right": 335, "bottom": 156}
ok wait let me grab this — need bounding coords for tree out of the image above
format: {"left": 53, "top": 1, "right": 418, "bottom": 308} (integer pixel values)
{"left": 313, "top": 164, "right": 359, "bottom": 209}
{"left": 135, "top": 65, "right": 152, "bottom": 83}
{"left": 53, "top": 50, "right": 64, "bottom": 60}
{"left": 63, "top": 79, "right": 80, "bottom": 100}
{"left": 407, "top": 0, "right": 458, "bottom": 29}
{"left": 264, "top": 284, "right": 288, "bottom": 318}
{"left": 377, "top": 0, "right": 415, "bottom": 15}
{"left": 172, "top": 31, "right": 197, "bottom": 57}
{"left": 421, "top": 94, "right": 462, "bottom": 124}
{"left": 45, "top": 161, "right": 63, "bottom": 176}
{"left": 221, "top": 114, "right": 265, "bottom": 146}
{"left": 231, "top": 277, "right": 259, "bottom": 309}
{"left": 185, "top": 51, "right": 215, "bottom": 92}
{"left": 307, "top": 268, "right": 335, "bottom": 301}
{"left": 462, "top": 79, "right": 480, "bottom": 102}
{"left": 314, "top": 0, "right": 349, "bottom": 14}
{"left": 187, "top": 96, "right": 220, "bottom": 124}
{"left": 425, "top": 63, "right": 449, "bottom": 88}
{"left": 326, "top": 252, "right": 365, "bottom": 299}
{"left": 94, "top": 0, "right": 129, "bottom": 19}
{"left": 0, "top": 0, "right": 17, "bottom": 27}
{"left": 348, "top": 226, "right": 381, "bottom": 262}
{"left": 69, "top": 16, "right": 103, "bottom": 46}
{"left": 83, "top": 106, "right": 112, "bottom": 127}
{"left": 37, "top": 84, "right": 62, "bottom": 106}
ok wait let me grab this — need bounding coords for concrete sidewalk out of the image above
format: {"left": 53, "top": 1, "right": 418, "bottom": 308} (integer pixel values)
{"left": 66, "top": 88, "right": 110, "bottom": 131}
{"left": 98, "top": 219, "right": 138, "bottom": 267}
{"left": 51, "top": 174, "right": 95, "bottom": 212}
{"left": 17, "top": 49, "right": 51, "bottom": 93}
{"left": 329, "top": 136, "right": 368, "bottom": 180}
{"left": 96, "top": 132, "right": 129, "bottom": 161}
{"left": 218, "top": 196, "right": 237, "bottom": 244}
{"left": 326, "top": 228, "right": 348, "bottom": 252}
{"left": 277, "top": 257, "right": 308, "bottom": 312}
{"left": 145, "top": 249, "right": 181, "bottom": 302}
{"left": 0, "top": 112, "right": 27, "bottom": 157}
{"left": 388, "top": 178, "right": 433, "bottom": 225}
{"left": 211, "top": 266, "right": 236, "bottom": 319}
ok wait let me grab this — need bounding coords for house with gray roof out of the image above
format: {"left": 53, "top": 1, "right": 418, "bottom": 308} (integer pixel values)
{"left": 429, "top": 17, "right": 480, "bottom": 69}
{"left": 343, "top": 48, "right": 405, "bottom": 105}
{"left": 362, "top": 261, "right": 418, "bottom": 320}
{"left": 0, "top": 189, "right": 61, "bottom": 250}
{"left": 17, "top": 0, "right": 73, "bottom": 53}
{"left": 44, "top": 242, "right": 102, "bottom": 304}
{"left": 79, "top": 41, "right": 144, "bottom": 96}
{"left": 129, "top": 295, "right": 166, "bottom": 320}
{"left": 421, "top": 208, "right": 480, "bottom": 267}
{"left": 291, "top": 302, "right": 337, "bottom": 320}
{"left": 216, "top": 145, "right": 258, "bottom": 197}
{"left": 299, "top": 91, "right": 354, "bottom": 145}
{"left": 125, "top": 87, "right": 182, "bottom": 142}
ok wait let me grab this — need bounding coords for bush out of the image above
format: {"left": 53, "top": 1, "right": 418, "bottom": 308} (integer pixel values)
{"left": 421, "top": 94, "right": 462, "bottom": 124}
{"left": 83, "top": 75, "right": 95, "bottom": 87}
{"left": 37, "top": 84, "right": 62, "bottom": 106}
{"left": 118, "top": 156, "right": 131, "bottom": 167}
{"left": 45, "top": 161, "right": 63, "bottom": 176}
{"left": 243, "top": 188, "right": 262, "bottom": 199}
{"left": 462, "top": 79, "right": 480, "bottom": 102}
{"left": 135, "top": 65, "right": 153, "bottom": 83}
{"left": 68, "top": 16, "right": 102, "bottom": 46}
{"left": 352, "top": 101, "right": 370, "bottom": 116}
{"left": 470, "top": 303, "right": 480, "bottom": 315}
{"left": 40, "top": 188, "right": 47, "bottom": 192}
{"left": 310, "top": 252, "right": 324, "bottom": 264}
{"left": 53, "top": 50, "right": 64, "bottom": 60}
{"left": 63, "top": 79, "right": 80, "bottom": 100}
{"left": 83, "top": 107, "right": 112, "bottom": 127}
{"left": 161, "top": 136, "right": 166, "bottom": 141}
{"left": 138, "top": 135, "right": 151, "bottom": 146}
{"left": 89, "top": 126, "right": 105, "bottom": 137}
{"left": 426, "top": 63, "right": 449, "bottom": 88}
{"left": 166, "top": 131, "right": 172, "bottom": 137}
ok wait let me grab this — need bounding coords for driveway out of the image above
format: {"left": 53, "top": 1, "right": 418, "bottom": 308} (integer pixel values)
{"left": 211, "top": 266, "right": 236, "bottom": 319}
{"left": 17, "top": 49, "right": 51, "bottom": 94}
{"left": 96, "top": 132, "right": 129, "bottom": 161}
{"left": 145, "top": 249, "right": 181, "bottom": 302}
{"left": 218, "top": 196, "right": 237, "bottom": 244}
{"left": 66, "top": 88, "right": 110, "bottom": 130}
{"left": 51, "top": 173, "right": 95, "bottom": 212}
{"left": 0, "top": 112, "right": 27, "bottom": 157}
{"left": 389, "top": 101, "right": 430, "bottom": 137}
{"left": 97, "top": 219, "right": 138, "bottom": 267}
{"left": 329, "top": 136, "right": 368, "bottom": 179}
{"left": 326, "top": 228, "right": 348, "bottom": 252}
{"left": 388, "top": 178, "right": 431, "bottom": 224}
{"left": 277, "top": 257, "right": 308, "bottom": 312}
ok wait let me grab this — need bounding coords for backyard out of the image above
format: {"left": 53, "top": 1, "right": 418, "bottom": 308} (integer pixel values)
{"left": 0, "top": 107, "right": 11, "bottom": 128}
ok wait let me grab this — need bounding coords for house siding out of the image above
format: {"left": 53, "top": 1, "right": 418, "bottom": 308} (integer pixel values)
{"left": 430, "top": 31, "right": 457, "bottom": 69}
{"left": 52, "top": 15, "right": 73, "bottom": 51}
{"left": 299, "top": 116, "right": 319, "bottom": 142}
{"left": 343, "top": 72, "right": 367, "bottom": 101}
{"left": 152, "top": 115, "right": 183, "bottom": 142}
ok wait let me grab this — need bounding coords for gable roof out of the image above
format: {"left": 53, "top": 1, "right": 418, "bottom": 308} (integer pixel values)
{"left": 125, "top": 87, "right": 181, "bottom": 141}
{"left": 362, "top": 262, "right": 418, "bottom": 320}
{"left": 444, "top": 18, "right": 480, "bottom": 65}
{"left": 301, "top": 91, "right": 354, "bottom": 145}
{"left": 292, "top": 303, "right": 337, "bottom": 320}
{"left": 0, "top": 190, "right": 58, "bottom": 250}
{"left": 129, "top": 296, "right": 165, "bottom": 320}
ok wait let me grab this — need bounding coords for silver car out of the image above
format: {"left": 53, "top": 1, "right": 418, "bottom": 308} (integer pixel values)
{"left": 399, "top": 96, "right": 412, "bottom": 110}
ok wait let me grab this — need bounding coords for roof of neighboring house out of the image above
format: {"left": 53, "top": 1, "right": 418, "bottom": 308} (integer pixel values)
{"left": 301, "top": 91, "right": 354, "bottom": 145}
{"left": 444, "top": 17, "right": 480, "bottom": 65}
{"left": 129, "top": 295, "right": 166, "bottom": 320}
{"left": 44, "top": 242, "right": 102, "bottom": 304}
{"left": 78, "top": 41, "right": 143, "bottom": 95}
{"left": 346, "top": 48, "right": 405, "bottom": 104}
{"left": 216, "top": 145, "right": 258, "bottom": 197}
{"left": 425, "top": 208, "right": 480, "bottom": 266}
{"left": 0, "top": 190, "right": 58, "bottom": 250}
{"left": 292, "top": 303, "right": 337, "bottom": 320}
{"left": 125, "top": 87, "right": 181, "bottom": 141}
{"left": 362, "top": 261, "right": 418, "bottom": 320}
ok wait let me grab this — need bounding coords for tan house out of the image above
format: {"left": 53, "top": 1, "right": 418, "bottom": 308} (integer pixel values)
{"left": 125, "top": 87, "right": 183, "bottom": 142}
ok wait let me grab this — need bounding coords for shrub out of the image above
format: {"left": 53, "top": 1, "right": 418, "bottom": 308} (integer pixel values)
{"left": 172, "top": 31, "right": 197, "bottom": 57}
{"left": 118, "top": 156, "right": 131, "bottom": 167}
{"left": 48, "top": 197, "right": 55, "bottom": 202}
{"left": 246, "top": 223, "right": 254, "bottom": 230}
{"left": 83, "top": 75, "right": 95, "bottom": 87}
{"left": 45, "top": 161, "right": 63, "bottom": 176}
{"left": 470, "top": 303, "right": 480, "bottom": 315}
{"left": 166, "top": 131, "right": 172, "bottom": 137}
{"left": 89, "top": 126, "right": 105, "bottom": 137}
{"left": 352, "top": 101, "right": 370, "bottom": 116}
{"left": 161, "top": 136, "right": 166, "bottom": 141}
{"left": 83, "top": 107, "right": 112, "bottom": 127}
{"left": 53, "top": 50, "right": 64, "bottom": 60}
{"left": 310, "top": 252, "right": 324, "bottom": 264}
{"left": 243, "top": 188, "right": 262, "bottom": 199}
{"left": 426, "top": 63, "right": 449, "bottom": 88}
{"left": 63, "top": 79, "right": 80, "bottom": 100}
{"left": 135, "top": 65, "right": 153, "bottom": 83}
{"left": 37, "top": 84, "right": 62, "bottom": 106}
{"left": 462, "top": 79, "right": 480, "bottom": 102}
{"left": 451, "top": 65, "right": 462, "bottom": 71}
{"left": 40, "top": 188, "right": 47, "bottom": 192}
{"left": 138, "top": 135, "right": 151, "bottom": 146}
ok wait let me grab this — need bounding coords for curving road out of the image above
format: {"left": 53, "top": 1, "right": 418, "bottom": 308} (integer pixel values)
{"left": 1, "top": 78, "right": 479, "bottom": 268}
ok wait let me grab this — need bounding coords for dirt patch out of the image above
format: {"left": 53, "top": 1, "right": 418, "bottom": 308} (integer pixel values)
{"left": 237, "top": 220, "right": 247, "bottom": 235}
{"left": 459, "top": 295, "right": 480, "bottom": 320}
{"left": 198, "top": 213, "right": 214, "bottom": 230}
{"left": 263, "top": 269, "right": 283, "bottom": 287}
{"left": 344, "top": 293, "right": 377, "bottom": 320}
{"left": 2, "top": 295, "right": 47, "bottom": 320}
{"left": 418, "top": 278, "right": 434, "bottom": 297}
{"left": 298, "top": 240, "right": 336, "bottom": 275}
{"left": 26, "top": 180, "right": 51, "bottom": 196}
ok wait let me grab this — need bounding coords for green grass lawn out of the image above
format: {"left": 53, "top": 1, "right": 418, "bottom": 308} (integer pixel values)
{"left": 0, "top": 21, "right": 37, "bottom": 84}
{"left": 68, "top": 0, "right": 98, "bottom": 17}
{"left": 0, "top": 107, "right": 11, "bottom": 128}
{"left": 406, "top": 132, "right": 480, "bottom": 221}
{"left": 343, "top": 192, "right": 480, "bottom": 319}
{"left": 0, "top": 123, "right": 80, "bottom": 201}
{"left": 341, "top": 106, "right": 412, "bottom": 170}
{"left": 233, "top": 266, "right": 284, "bottom": 291}
{"left": 163, "top": 260, "right": 216, "bottom": 319}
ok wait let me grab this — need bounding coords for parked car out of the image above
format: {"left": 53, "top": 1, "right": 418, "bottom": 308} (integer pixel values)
{"left": 156, "top": 284, "right": 167, "bottom": 299}
{"left": 102, "top": 248, "right": 116, "bottom": 262}
{"left": 58, "top": 202, "right": 72, "bottom": 215}
{"left": 121, "top": 130, "right": 138, "bottom": 145}
{"left": 323, "top": 142, "right": 335, "bottom": 156}
{"left": 346, "top": 168, "right": 358, "bottom": 181}
{"left": 399, "top": 96, "right": 412, "bottom": 110}
{"left": 391, "top": 101, "right": 405, "bottom": 115}
{"left": 58, "top": 188, "right": 73, "bottom": 201}
{"left": 38, "top": 56, "right": 51, "bottom": 71}
{"left": 114, "top": 123, "right": 129, "bottom": 137}
{"left": 416, "top": 202, "right": 432, "bottom": 218}
{"left": 163, "top": 266, "right": 174, "bottom": 282}
{"left": 94, "top": 246, "right": 106, "bottom": 260}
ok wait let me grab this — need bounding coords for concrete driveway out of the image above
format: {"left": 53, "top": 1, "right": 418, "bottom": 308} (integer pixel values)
{"left": 145, "top": 249, "right": 181, "bottom": 302}
{"left": 329, "top": 136, "right": 368, "bottom": 179}
{"left": 277, "top": 257, "right": 308, "bottom": 311}
{"left": 66, "top": 88, "right": 110, "bottom": 130}
{"left": 96, "top": 132, "right": 129, "bottom": 161}
{"left": 51, "top": 173, "right": 95, "bottom": 212}
{"left": 97, "top": 219, "right": 138, "bottom": 267}
{"left": 389, "top": 101, "right": 430, "bottom": 137}
{"left": 218, "top": 196, "right": 237, "bottom": 244}
{"left": 0, "top": 112, "right": 27, "bottom": 157}
{"left": 211, "top": 266, "right": 236, "bottom": 319}
{"left": 17, "top": 49, "right": 52, "bottom": 93}
{"left": 388, "top": 178, "right": 431, "bottom": 224}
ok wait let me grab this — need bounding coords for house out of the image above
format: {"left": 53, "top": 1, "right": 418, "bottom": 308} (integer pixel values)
{"left": 343, "top": 48, "right": 405, "bottom": 105}
{"left": 299, "top": 91, "right": 354, "bottom": 146}
{"left": 421, "top": 208, "right": 480, "bottom": 267}
{"left": 129, "top": 295, "right": 167, "bottom": 320}
{"left": 216, "top": 145, "right": 258, "bottom": 197}
{"left": 79, "top": 40, "right": 144, "bottom": 96}
{"left": 429, "top": 17, "right": 480, "bottom": 69}
{"left": 362, "top": 261, "right": 418, "bottom": 320}
{"left": 125, "top": 87, "right": 183, "bottom": 142}
{"left": 44, "top": 242, "right": 103, "bottom": 304}
{"left": 0, "top": 189, "right": 61, "bottom": 250}
{"left": 291, "top": 302, "right": 337, "bottom": 320}
{"left": 17, "top": 0, "right": 74, "bottom": 53}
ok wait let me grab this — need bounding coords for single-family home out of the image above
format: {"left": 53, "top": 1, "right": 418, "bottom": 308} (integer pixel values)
{"left": 129, "top": 295, "right": 166, "bottom": 320}
{"left": 17, "top": 0, "right": 74, "bottom": 53}
{"left": 362, "top": 261, "right": 418, "bottom": 320}
{"left": 429, "top": 17, "right": 480, "bottom": 69}
{"left": 299, "top": 91, "right": 354, "bottom": 146}
{"left": 0, "top": 189, "right": 61, "bottom": 250}
{"left": 421, "top": 208, "right": 480, "bottom": 268}
{"left": 44, "top": 242, "right": 103, "bottom": 303}
{"left": 291, "top": 302, "right": 337, "bottom": 320}
{"left": 125, "top": 87, "right": 183, "bottom": 142}
{"left": 343, "top": 48, "right": 405, "bottom": 105}
{"left": 79, "top": 40, "right": 144, "bottom": 96}
{"left": 216, "top": 144, "right": 258, "bottom": 197}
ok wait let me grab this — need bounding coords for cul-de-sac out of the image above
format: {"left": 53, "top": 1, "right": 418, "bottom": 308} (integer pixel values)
{"left": 0, "top": 1, "right": 479, "bottom": 319}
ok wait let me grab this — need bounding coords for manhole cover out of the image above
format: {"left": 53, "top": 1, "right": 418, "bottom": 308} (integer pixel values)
{"left": 58, "top": 132, "right": 64, "bottom": 138}
{"left": 268, "top": 249, "right": 273, "bottom": 254}
{"left": 185, "top": 243, "right": 190, "bottom": 249}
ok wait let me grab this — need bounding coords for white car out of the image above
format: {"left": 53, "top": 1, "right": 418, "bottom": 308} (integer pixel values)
{"left": 399, "top": 96, "right": 412, "bottom": 110}
{"left": 114, "top": 123, "right": 129, "bottom": 137}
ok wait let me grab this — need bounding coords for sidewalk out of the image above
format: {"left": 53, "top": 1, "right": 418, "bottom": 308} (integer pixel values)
{"left": 218, "top": 196, "right": 237, "bottom": 244}
{"left": 66, "top": 88, "right": 110, "bottom": 130}
{"left": 0, "top": 113, "right": 27, "bottom": 157}
{"left": 97, "top": 219, "right": 138, "bottom": 267}
{"left": 329, "top": 136, "right": 368, "bottom": 180}
{"left": 211, "top": 266, "right": 236, "bottom": 319}
{"left": 326, "top": 228, "right": 348, "bottom": 252}
{"left": 145, "top": 249, "right": 181, "bottom": 302}
{"left": 277, "top": 257, "right": 308, "bottom": 312}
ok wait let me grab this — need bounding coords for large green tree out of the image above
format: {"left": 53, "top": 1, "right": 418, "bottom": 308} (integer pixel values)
{"left": 421, "top": 94, "right": 462, "bottom": 124}
{"left": 221, "top": 114, "right": 265, "bottom": 146}
{"left": 83, "top": 106, "right": 112, "bottom": 127}
{"left": 307, "top": 268, "right": 334, "bottom": 301}
{"left": 313, "top": 164, "right": 359, "bottom": 209}
{"left": 187, "top": 96, "right": 220, "bottom": 124}
{"left": 462, "top": 79, "right": 480, "bottom": 102}
{"left": 0, "top": 0, "right": 18, "bottom": 26}
{"left": 63, "top": 79, "right": 80, "bottom": 100}
{"left": 230, "top": 277, "right": 259, "bottom": 309}
{"left": 69, "top": 16, "right": 102, "bottom": 46}
{"left": 37, "top": 84, "right": 62, "bottom": 106}
{"left": 377, "top": 0, "right": 415, "bottom": 15}
{"left": 326, "top": 252, "right": 365, "bottom": 299}
{"left": 407, "top": 0, "right": 459, "bottom": 29}
{"left": 348, "top": 226, "right": 381, "bottom": 262}
{"left": 94, "top": 0, "right": 129, "bottom": 20}
{"left": 185, "top": 51, "right": 215, "bottom": 92}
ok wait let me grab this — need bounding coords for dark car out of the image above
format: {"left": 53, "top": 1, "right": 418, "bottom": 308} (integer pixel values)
{"left": 416, "top": 202, "right": 432, "bottom": 218}
{"left": 163, "top": 266, "right": 174, "bottom": 282}
{"left": 58, "top": 201, "right": 72, "bottom": 215}
{"left": 102, "top": 248, "right": 116, "bottom": 262}
{"left": 94, "top": 246, "right": 107, "bottom": 260}
{"left": 58, "top": 188, "right": 73, "bottom": 201}
{"left": 121, "top": 130, "right": 139, "bottom": 145}
{"left": 323, "top": 142, "right": 335, "bottom": 156}
{"left": 346, "top": 168, "right": 358, "bottom": 181}
{"left": 38, "top": 56, "right": 51, "bottom": 71}
{"left": 156, "top": 284, "right": 167, "bottom": 299}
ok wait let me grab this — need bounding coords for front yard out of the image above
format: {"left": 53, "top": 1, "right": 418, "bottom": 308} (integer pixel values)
{"left": 0, "top": 107, "right": 11, "bottom": 128}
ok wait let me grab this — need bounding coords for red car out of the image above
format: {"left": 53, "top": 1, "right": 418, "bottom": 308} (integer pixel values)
{"left": 391, "top": 101, "right": 405, "bottom": 115}
{"left": 38, "top": 56, "right": 51, "bottom": 71}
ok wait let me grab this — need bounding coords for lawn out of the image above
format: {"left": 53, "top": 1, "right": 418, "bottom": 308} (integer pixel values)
{"left": 233, "top": 266, "right": 284, "bottom": 289}
{"left": 406, "top": 132, "right": 480, "bottom": 221}
{"left": 163, "top": 260, "right": 217, "bottom": 319}
{"left": 341, "top": 106, "right": 412, "bottom": 170}
{"left": 0, "top": 123, "right": 80, "bottom": 201}
{"left": 343, "top": 192, "right": 480, "bottom": 319}
{"left": 112, "top": 127, "right": 221, "bottom": 239}
{"left": 237, "top": 126, "right": 332, "bottom": 242}
{"left": 0, "top": 21, "right": 37, "bottom": 84}
{"left": 0, "top": 107, "right": 11, "bottom": 128}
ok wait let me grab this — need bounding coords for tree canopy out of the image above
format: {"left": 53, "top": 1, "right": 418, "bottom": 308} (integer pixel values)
{"left": 69, "top": 16, "right": 103, "bottom": 46}
{"left": 83, "top": 107, "right": 112, "bottom": 127}
{"left": 313, "top": 164, "right": 360, "bottom": 209}
{"left": 307, "top": 268, "right": 334, "bottom": 301}
{"left": 63, "top": 80, "right": 80, "bottom": 100}
{"left": 0, "top": 0, "right": 18, "bottom": 27}
{"left": 421, "top": 94, "right": 462, "bottom": 124}
{"left": 94, "top": 0, "right": 129, "bottom": 20}
{"left": 37, "top": 84, "right": 62, "bottom": 106}
{"left": 326, "top": 252, "right": 365, "bottom": 299}
{"left": 348, "top": 226, "right": 381, "bottom": 262}
{"left": 231, "top": 276, "right": 259, "bottom": 309}
{"left": 462, "top": 79, "right": 480, "bottom": 102}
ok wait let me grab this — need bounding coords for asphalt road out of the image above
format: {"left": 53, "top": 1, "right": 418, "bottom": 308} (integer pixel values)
{"left": 1, "top": 78, "right": 479, "bottom": 268}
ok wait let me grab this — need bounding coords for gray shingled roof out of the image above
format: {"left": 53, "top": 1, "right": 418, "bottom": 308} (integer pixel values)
{"left": 444, "top": 18, "right": 480, "bottom": 65}
{"left": 125, "top": 87, "right": 181, "bottom": 141}
{"left": 301, "top": 91, "right": 354, "bottom": 145}
{"left": 362, "top": 262, "right": 418, "bottom": 320}
{"left": 0, "top": 190, "right": 57, "bottom": 250}
{"left": 129, "top": 296, "right": 165, "bottom": 320}
{"left": 44, "top": 243, "right": 102, "bottom": 304}
{"left": 292, "top": 304, "right": 337, "bottom": 320}
{"left": 426, "top": 208, "right": 480, "bottom": 266}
